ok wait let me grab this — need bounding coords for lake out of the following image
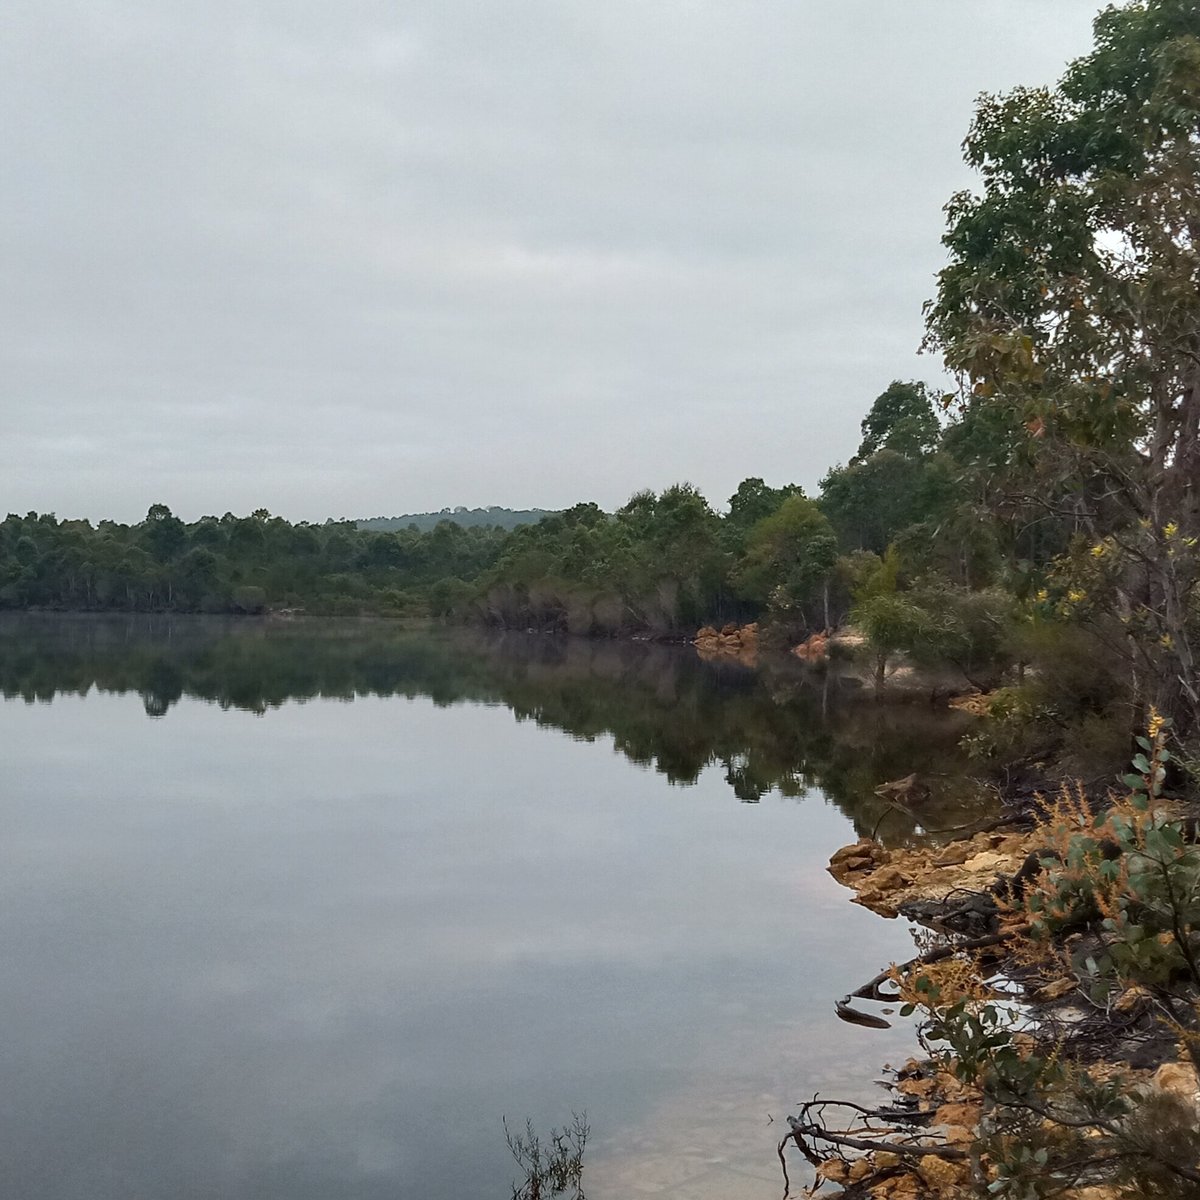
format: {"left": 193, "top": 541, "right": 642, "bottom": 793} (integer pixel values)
{"left": 0, "top": 615, "right": 982, "bottom": 1199}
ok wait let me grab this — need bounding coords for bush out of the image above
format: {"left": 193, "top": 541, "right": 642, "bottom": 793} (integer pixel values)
{"left": 230, "top": 585, "right": 266, "bottom": 614}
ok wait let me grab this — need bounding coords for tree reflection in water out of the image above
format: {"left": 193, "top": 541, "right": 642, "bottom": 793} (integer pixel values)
{"left": 0, "top": 613, "right": 987, "bottom": 844}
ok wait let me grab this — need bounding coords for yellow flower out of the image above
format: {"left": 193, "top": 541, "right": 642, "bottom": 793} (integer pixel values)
{"left": 1090, "top": 542, "right": 1107, "bottom": 558}
{"left": 1163, "top": 522, "right": 1179, "bottom": 539}
{"left": 1035, "top": 588, "right": 1049, "bottom": 602}
{"left": 1067, "top": 588, "right": 1087, "bottom": 604}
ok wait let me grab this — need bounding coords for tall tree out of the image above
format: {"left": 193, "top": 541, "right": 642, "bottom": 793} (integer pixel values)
{"left": 853, "top": 380, "right": 940, "bottom": 462}
{"left": 733, "top": 494, "right": 838, "bottom": 627}
{"left": 924, "top": 0, "right": 1200, "bottom": 729}
{"left": 725, "top": 477, "right": 804, "bottom": 532}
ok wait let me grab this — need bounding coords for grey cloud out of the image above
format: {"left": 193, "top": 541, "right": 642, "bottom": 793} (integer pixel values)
{"left": 3, "top": 0, "right": 1102, "bottom": 521}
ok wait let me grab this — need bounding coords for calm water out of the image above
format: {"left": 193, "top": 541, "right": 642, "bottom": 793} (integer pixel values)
{"left": 0, "top": 616, "right": 981, "bottom": 1199}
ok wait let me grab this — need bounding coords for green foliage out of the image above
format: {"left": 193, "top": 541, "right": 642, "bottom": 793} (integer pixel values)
{"left": 474, "top": 484, "right": 734, "bottom": 636}
{"left": 0, "top": 507, "right": 510, "bottom": 617}
{"left": 851, "top": 593, "right": 930, "bottom": 687}
{"left": 1025, "top": 716, "right": 1200, "bottom": 1001}
{"left": 924, "top": 0, "right": 1200, "bottom": 730}
{"left": 724, "top": 478, "right": 804, "bottom": 535}
{"left": 903, "top": 581, "right": 1016, "bottom": 685}
{"left": 230, "top": 585, "right": 267, "bottom": 614}
{"left": 819, "top": 451, "right": 933, "bottom": 557}
{"left": 732, "top": 494, "right": 837, "bottom": 619}
{"left": 854, "top": 380, "right": 941, "bottom": 462}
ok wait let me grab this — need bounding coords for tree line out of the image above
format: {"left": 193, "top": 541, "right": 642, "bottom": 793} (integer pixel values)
{"left": 0, "top": 506, "right": 510, "bottom": 617}
{"left": 0, "top": 377, "right": 987, "bottom": 643}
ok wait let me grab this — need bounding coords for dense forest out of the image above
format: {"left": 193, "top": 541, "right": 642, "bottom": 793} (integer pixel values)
{"left": 5, "top": 0, "right": 1198, "bottom": 762}
{"left": 0, "top": 377, "right": 1004, "bottom": 637}
{"left": 0, "top": 508, "right": 511, "bottom": 617}
{"left": 0, "top": 378, "right": 981, "bottom": 637}
{"left": 356, "top": 506, "right": 556, "bottom": 532}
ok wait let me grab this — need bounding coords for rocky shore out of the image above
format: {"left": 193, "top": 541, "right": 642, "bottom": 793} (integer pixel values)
{"left": 785, "top": 787, "right": 1200, "bottom": 1200}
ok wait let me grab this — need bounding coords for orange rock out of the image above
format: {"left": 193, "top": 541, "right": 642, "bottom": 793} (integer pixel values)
{"left": 829, "top": 840, "right": 889, "bottom": 885}
{"left": 694, "top": 623, "right": 759, "bottom": 661}
{"left": 865, "top": 865, "right": 912, "bottom": 892}
{"left": 1152, "top": 1061, "right": 1200, "bottom": 1104}
{"left": 830, "top": 838, "right": 884, "bottom": 867}
{"left": 918, "top": 1154, "right": 968, "bottom": 1190}
{"left": 840, "top": 853, "right": 877, "bottom": 871}
{"left": 962, "top": 851, "right": 1007, "bottom": 874}
{"left": 1113, "top": 985, "right": 1151, "bottom": 1013}
{"left": 872, "top": 1174, "right": 923, "bottom": 1200}
{"left": 935, "top": 1102, "right": 982, "bottom": 1129}
{"left": 792, "top": 631, "right": 829, "bottom": 662}
{"left": 934, "top": 842, "right": 973, "bottom": 867}
{"left": 941, "top": 1125, "right": 975, "bottom": 1147}
{"left": 934, "top": 1072, "right": 975, "bottom": 1102}
{"left": 816, "top": 1158, "right": 849, "bottom": 1184}
{"left": 853, "top": 895, "right": 900, "bottom": 918}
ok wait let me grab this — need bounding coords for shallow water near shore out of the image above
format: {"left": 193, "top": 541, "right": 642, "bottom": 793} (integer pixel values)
{"left": 0, "top": 615, "right": 981, "bottom": 1199}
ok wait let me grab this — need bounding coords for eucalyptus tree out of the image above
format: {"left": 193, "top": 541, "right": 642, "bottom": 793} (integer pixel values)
{"left": 925, "top": 0, "right": 1200, "bottom": 729}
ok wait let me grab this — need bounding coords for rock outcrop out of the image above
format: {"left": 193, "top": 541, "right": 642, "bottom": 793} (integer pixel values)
{"left": 693, "top": 622, "right": 758, "bottom": 662}
{"left": 828, "top": 830, "right": 1034, "bottom": 919}
{"left": 792, "top": 630, "right": 828, "bottom": 662}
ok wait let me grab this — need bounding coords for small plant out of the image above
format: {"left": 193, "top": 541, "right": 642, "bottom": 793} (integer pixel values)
{"left": 504, "top": 1113, "right": 589, "bottom": 1200}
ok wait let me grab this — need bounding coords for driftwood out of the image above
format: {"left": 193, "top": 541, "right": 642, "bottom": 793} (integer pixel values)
{"left": 777, "top": 1096, "right": 968, "bottom": 1198}
{"left": 834, "top": 998, "right": 894, "bottom": 1029}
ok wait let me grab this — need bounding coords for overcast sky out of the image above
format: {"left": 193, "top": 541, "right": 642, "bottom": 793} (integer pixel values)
{"left": 3, "top": 1, "right": 1103, "bottom": 524}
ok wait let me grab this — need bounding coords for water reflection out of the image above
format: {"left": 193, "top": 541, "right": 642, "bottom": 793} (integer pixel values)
{"left": 0, "top": 614, "right": 984, "bottom": 843}
{"left": 0, "top": 614, "right": 976, "bottom": 1199}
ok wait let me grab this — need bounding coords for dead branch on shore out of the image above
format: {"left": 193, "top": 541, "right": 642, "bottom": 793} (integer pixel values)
{"left": 777, "top": 1095, "right": 968, "bottom": 1198}
{"left": 845, "top": 925, "right": 1029, "bottom": 1007}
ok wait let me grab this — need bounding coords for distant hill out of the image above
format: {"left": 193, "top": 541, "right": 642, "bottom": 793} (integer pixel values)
{"left": 355, "top": 506, "right": 558, "bottom": 533}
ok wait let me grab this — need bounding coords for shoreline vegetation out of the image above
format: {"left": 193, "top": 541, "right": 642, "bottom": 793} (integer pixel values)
{"left": 793, "top": 715, "right": 1200, "bottom": 1200}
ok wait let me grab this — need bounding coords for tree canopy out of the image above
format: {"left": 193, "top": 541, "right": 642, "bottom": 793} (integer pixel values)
{"left": 925, "top": 0, "right": 1200, "bottom": 729}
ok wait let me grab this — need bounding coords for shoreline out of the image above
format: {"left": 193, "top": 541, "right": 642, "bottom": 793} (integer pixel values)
{"left": 795, "top": 780, "right": 1200, "bottom": 1199}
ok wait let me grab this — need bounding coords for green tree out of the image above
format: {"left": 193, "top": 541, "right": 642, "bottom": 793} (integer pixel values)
{"left": 819, "top": 450, "right": 931, "bottom": 555}
{"left": 853, "top": 380, "right": 940, "bottom": 462}
{"left": 141, "top": 504, "right": 187, "bottom": 563}
{"left": 725, "top": 477, "right": 804, "bottom": 532}
{"left": 924, "top": 0, "right": 1200, "bottom": 730}
{"left": 733, "top": 494, "right": 838, "bottom": 627}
